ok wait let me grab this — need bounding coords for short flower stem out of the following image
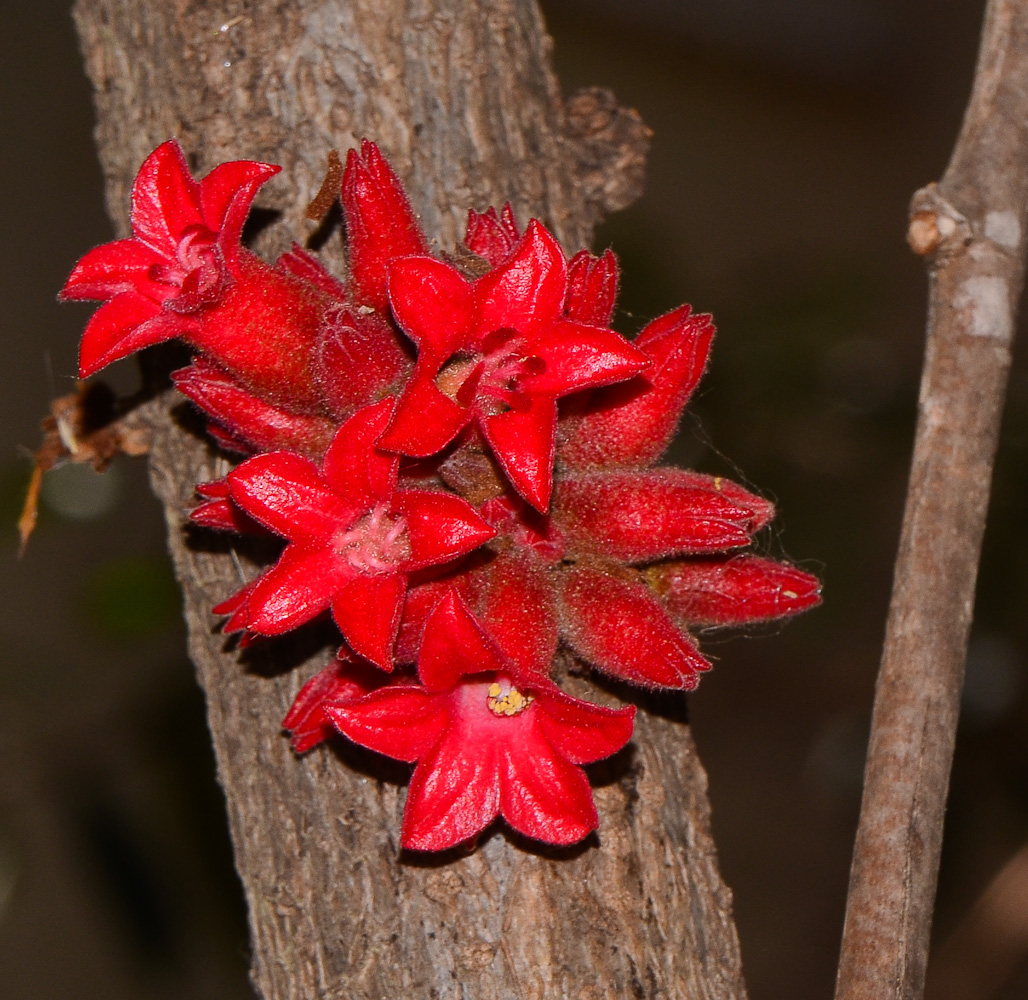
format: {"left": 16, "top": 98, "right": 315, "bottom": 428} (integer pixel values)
{"left": 835, "top": 3, "right": 1028, "bottom": 998}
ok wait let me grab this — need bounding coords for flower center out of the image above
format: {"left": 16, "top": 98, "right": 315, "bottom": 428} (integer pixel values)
{"left": 486, "top": 681, "right": 533, "bottom": 717}
{"left": 335, "top": 503, "right": 410, "bottom": 573}
{"left": 150, "top": 225, "right": 229, "bottom": 313}
{"left": 436, "top": 328, "right": 546, "bottom": 416}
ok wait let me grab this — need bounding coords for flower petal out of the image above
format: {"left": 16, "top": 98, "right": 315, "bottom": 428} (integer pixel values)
{"left": 388, "top": 255, "right": 475, "bottom": 359}
{"left": 402, "top": 725, "right": 502, "bottom": 850}
{"left": 535, "top": 688, "right": 635, "bottom": 765}
{"left": 228, "top": 452, "right": 353, "bottom": 540}
{"left": 393, "top": 490, "right": 495, "bottom": 570}
{"left": 130, "top": 140, "right": 203, "bottom": 255}
{"left": 77, "top": 293, "right": 183, "bottom": 377}
{"left": 332, "top": 571, "right": 406, "bottom": 669}
{"left": 527, "top": 320, "right": 648, "bottom": 396}
{"left": 474, "top": 220, "right": 566, "bottom": 335}
{"left": 481, "top": 397, "right": 557, "bottom": 511}
{"left": 60, "top": 239, "right": 165, "bottom": 302}
{"left": 418, "top": 589, "right": 506, "bottom": 691}
{"left": 327, "top": 685, "right": 447, "bottom": 762}
{"left": 201, "top": 158, "right": 280, "bottom": 253}
{"left": 244, "top": 546, "right": 348, "bottom": 635}
{"left": 378, "top": 370, "right": 471, "bottom": 457}
{"left": 321, "top": 399, "right": 399, "bottom": 507}
{"left": 283, "top": 657, "right": 388, "bottom": 753}
{"left": 499, "top": 729, "right": 598, "bottom": 845}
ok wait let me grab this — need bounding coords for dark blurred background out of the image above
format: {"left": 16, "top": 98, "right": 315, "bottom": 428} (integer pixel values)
{"left": 3, "top": 1, "right": 1027, "bottom": 998}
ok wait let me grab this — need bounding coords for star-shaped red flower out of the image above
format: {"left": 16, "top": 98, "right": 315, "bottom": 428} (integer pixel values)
{"left": 60, "top": 139, "right": 280, "bottom": 377}
{"left": 378, "top": 220, "right": 649, "bottom": 510}
{"left": 216, "top": 399, "right": 495, "bottom": 668}
{"left": 326, "top": 590, "right": 635, "bottom": 850}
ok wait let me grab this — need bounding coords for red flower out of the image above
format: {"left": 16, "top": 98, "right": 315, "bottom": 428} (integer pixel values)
{"left": 61, "top": 140, "right": 279, "bottom": 375}
{"left": 216, "top": 399, "right": 495, "bottom": 667}
{"left": 326, "top": 590, "right": 634, "bottom": 850}
{"left": 379, "top": 220, "right": 649, "bottom": 510}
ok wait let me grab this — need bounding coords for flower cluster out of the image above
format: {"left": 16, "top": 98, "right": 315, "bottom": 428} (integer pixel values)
{"left": 62, "top": 140, "right": 820, "bottom": 851}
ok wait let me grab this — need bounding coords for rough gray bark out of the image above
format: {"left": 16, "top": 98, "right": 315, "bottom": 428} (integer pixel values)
{"left": 834, "top": 2, "right": 1028, "bottom": 999}
{"left": 72, "top": 1, "right": 746, "bottom": 997}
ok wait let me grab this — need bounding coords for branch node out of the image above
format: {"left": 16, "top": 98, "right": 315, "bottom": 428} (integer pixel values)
{"left": 907, "top": 183, "right": 971, "bottom": 259}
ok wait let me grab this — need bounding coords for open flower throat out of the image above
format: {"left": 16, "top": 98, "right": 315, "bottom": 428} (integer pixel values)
{"left": 336, "top": 504, "right": 410, "bottom": 573}
{"left": 61, "top": 138, "right": 821, "bottom": 852}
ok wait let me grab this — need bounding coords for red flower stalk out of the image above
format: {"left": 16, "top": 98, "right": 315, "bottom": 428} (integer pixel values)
{"left": 216, "top": 399, "right": 495, "bottom": 667}
{"left": 326, "top": 590, "right": 634, "bottom": 849}
{"left": 379, "top": 220, "right": 649, "bottom": 510}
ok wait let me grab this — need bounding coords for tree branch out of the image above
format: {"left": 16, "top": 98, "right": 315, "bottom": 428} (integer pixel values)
{"left": 835, "top": 3, "right": 1028, "bottom": 998}
{"left": 71, "top": 1, "right": 744, "bottom": 997}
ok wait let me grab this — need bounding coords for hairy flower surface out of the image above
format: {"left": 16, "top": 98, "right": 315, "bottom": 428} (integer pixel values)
{"left": 62, "top": 138, "right": 821, "bottom": 852}
{"left": 379, "top": 220, "right": 649, "bottom": 510}
{"left": 217, "top": 399, "right": 495, "bottom": 667}
{"left": 327, "top": 591, "right": 634, "bottom": 849}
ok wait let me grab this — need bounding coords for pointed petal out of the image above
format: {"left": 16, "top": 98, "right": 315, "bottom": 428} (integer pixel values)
{"left": 563, "top": 249, "right": 618, "bottom": 326}
{"left": 559, "top": 306, "right": 715, "bottom": 471}
{"left": 332, "top": 572, "right": 406, "bottom": 669}
{"left": 388, "top": 255, "right": 475, "bottom": 359}
{"left": 393, "top": 490, "right": 495, "bottom": 570}
{"left": 475, "top": 220, "right": 567, "bottom": 335}
{"left": 535, "top": 688, "right": 635, "bottom": 765}
{"left": 558, "top": 565, "right": 711, "bottom": 690}
{"left": 283, "top": 657, "right": 387, "bottom": 753}
{"left": 418, "top": 589, "right": 506, "bottom": 691}
{"left": 481, "top": 397, "right": 556, "bottom": 511}
{"left": 228, "top": 452, "right": 353, "bottom": 540}
{"left": 500, "top": 730, "right": 598, "bottom": 845}
{"left": 190, "top": 497, "right": 266, "bottom": 535}
{"left": 528, "top": 320, "right": 648, "bottom": 396}
{"left": 77, "top": 294, "right": 182, "bottom": 377}
{"left": 647, "top": 555, "right": 822, "bottom": 626}
{"left": 201, "top": 158, "right": 280, "bottom": 251}
{"left": 555, "top": 469, "right": 757, "bottom": 562}
{"left": 60, "top": 239, "right": 164, "bottom": 302}
{"left": 402, "top": 727, "right": 501, "bottom": 850}
{"left": 327, "top": 685, "right": 447, "bottom": 762}
{"left": 464, "top": 204, "right": 521, "bottom": 267}
{"left": 378, "top": 372, "right": 471, "bottom": 457}
{"left": 342, "top": 141, "right": 428, "bottom": 312}
{"left": 321, "top": 399, "right": 398, "bottom": 506}
{"left": 130, "top": 140, "right": 203, "bottom": 255}
{"left": 395, "top": 575, "right": 464, "bottom": 664}
{"left": 245, "top": 546, "right": 347, "bottom": 635}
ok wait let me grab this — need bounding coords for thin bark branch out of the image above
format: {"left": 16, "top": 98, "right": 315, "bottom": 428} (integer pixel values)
{"left": 835, "top": 3, "right": 1028, "bottom": 999}
{"left": 70, "top": 2, "right": 744, "bottom": 997}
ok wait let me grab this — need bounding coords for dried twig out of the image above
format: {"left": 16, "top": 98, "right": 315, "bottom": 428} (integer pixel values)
{"left": 835, "top": 3, "right": 1028, "bottom": 998}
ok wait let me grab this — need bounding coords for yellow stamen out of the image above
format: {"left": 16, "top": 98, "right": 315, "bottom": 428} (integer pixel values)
{"left": 486, "top": 683, "right": 534, "bottom": 717}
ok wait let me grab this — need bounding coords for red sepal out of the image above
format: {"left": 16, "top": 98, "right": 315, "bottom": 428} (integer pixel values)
{"left": 557, "top": 564, "right": 711, "bottom": 690}
{"left": 649, "top": 555, "right": 822, "bottom": 626}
